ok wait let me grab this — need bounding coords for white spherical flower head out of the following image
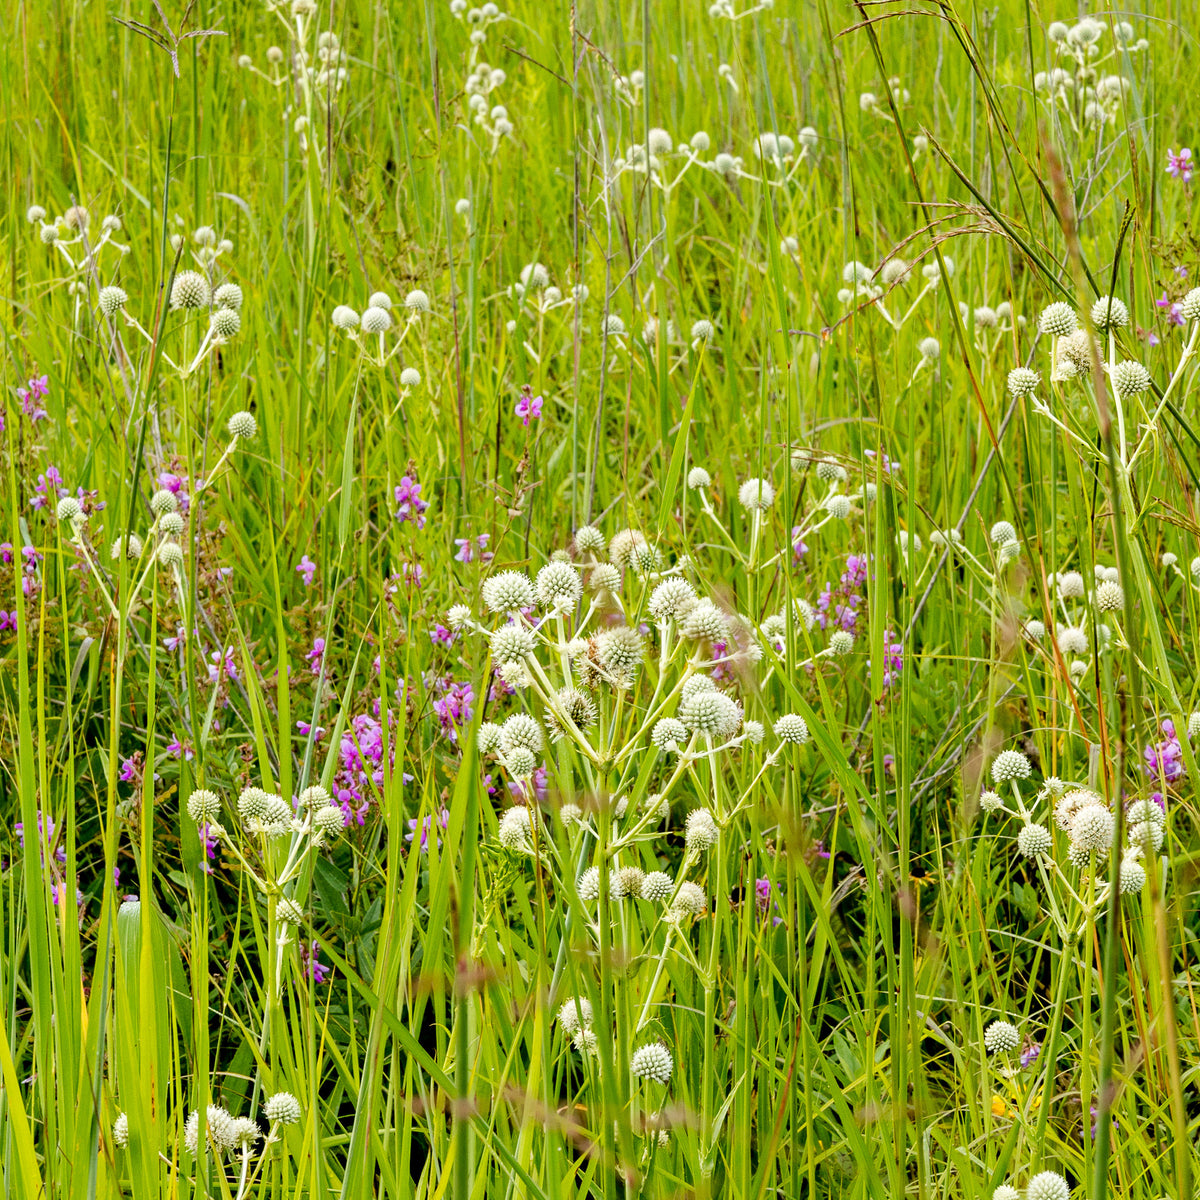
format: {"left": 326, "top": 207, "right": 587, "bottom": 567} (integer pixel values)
{"left": 41, "top": 225, "right": 60, "bottom": 244}
{"left": 774, "top": 714, "right": 810, "bottom": 745}
{"left": 1180, "top": 288, "right": 1200, "bottom": 323}
{"left": 150, "top": 489, "right": 179, "bottom": 517}
{"left": 1024, "top": 619, "right": 1046, "bottom": 641}
{"left": 211, "top": 307, "right": 241, "bottom": 339}
{"left": 1017, "top": 822, "right": 1052, "bottom": 858}
{"left": 684, "top": 807, "right": 720, "bottom": 851}
{"left": 276, "top": 898, "right": 304, "bottom": 925}
{"left": 734, "top": 475, "right": 772, "bottom": 508}
{"left": 1094, "top": 580, "right": 1123, "bottom": 611}
{"left": 991, "top": 749, "right": 1031, "bottom": 783}
{"left": 264, "top": 1092, "right": 303, "bottom": 1125}
{"left": 602, "top": 314, "right": 626, "bottom": 337}
{"left": 482, "top": 570, "right": 535, "bottom": 613}
{"left": 170, "top": 270, "right": 211, "bottom": 311}
{"left": 228, "top": 411, "right": 257, "bottom": 440}
{"left": 110, "top": 534, "right": 144, "bottom": 561}
{"left": 367, "top": 291, "right": 392, "bottom": 310}
{"left": 1069, "top": 804, "right": 1114, "bottom": 852}
{"left": 687, "top": 466, "right": 712, "bottom": 490}
{"left": 214, "top": 282, "right": 244, "bottom": 311}
{"left": 56, "top": 496, "right": 83, "bottom": 523}
{"left": 576, "top": 866, "right": 601, "bottom": 902}
{"left": 1118, "top": 857, "right": 1147, "bottom": 894}
{"left": 974, "top": 306, "right": 998, "bottom": 329}
{"left": 1007, "top": 367, "right": 1040, "bottom": 397}
{"left": 404, "top": 289, "right": 431, "bottom": 313}
{"left": 916, "top": 336, "right": 940, "bottom": 360}
{"left": 983, "top": 1019, "right": 1020, "bottom": 1054}
{"left": 646, "top": 127, "right": 673, "bottom": 155}
{"left": 113, "top": 1112, "right": 129, "bottom": 1148}
{"left": 361, "top": 306, "right": 393, "bottom": 334}
{"left": 26, "top": 204, "right": 46, "bottom": 223}
{"left": 681, "top": 598, "right": 728, "bottom": 642}
{"left": 491, "top": 624, "right": 535, "bottom": 663}
{"left": 98, "top": 285, "right": 129, "bottom": 316}
{"left": 299, "top": 784, "right": 332, "bottom": 811}
{"left": 829, "top": 629, "right": 855, "bottom": 656}
{"left": 648, "top": 578, "right": 697, "bottom": 621}
{"left": 608, "top": 528, "right": 648, "bottom": 569}
{"left": 639, "top": 871, "right": 674, "bottom": 902}
{"left": 156, "top": 541, "right": 184, "bottom": 568}
{"left": 651, "top": 717, "right": 688, "bottom": 751}
{"left": 1112, "top": 360, "right": 1152, "bottom": 396}
{"left": 1026, "top": 1172, "right": 1070, "bottom": 1200}
{"left": 825, "top": 493, "right": 851, "bottom": 520}
{"left": 815, "top": 459, "right": 847, "bottom": 483}
{"left": 588, "top": 564, "right": 621, "bottom": 595}
{"left": 186, "top": 788, "right": 221, "bottom": 823}
{"left": 557, "top": 997, "right": 593, "bottom": 1035}
{"left": 1056, "top": 570, "right": 1085, "bottom": 598}
{"left": 679, "top": 690, "right": 741, "bottom": 738}
{"left": 573, "top": 524, "right": 605, "bottom": 554}
{"left": 500, "top": 712, "right": 543, "bottom": 755}
{"left": 536, "top": 561, "right": 583, "bottom": 609}
{"left": 1090, "top": 295, "right": 1129, "bottom": 331}
{"left": 314, "top": 805, "right": 345, "bottom": 838}
{"left": 989, "top": 520, "right": 1017, "bottom": 545}
{"left": 498, "top": 803, "right": 538, "bottom": 847}
{"left": 979, "top": 790, "right": 1002, "bottom": 814}
{"left": 1056, "top": 626, "right": 1088, "bottom": 656}
{"left": 332, "top": 305, "right": 360, "bottom": 329}
{"left": 630, "top": 1042, "right": 673, "bottom": 1085}
{"left": 400, "top": 367, "right": 421, "bottom": 387}
{"left": 690, "top": 318, "right": 715, "bottom": 342}
{"left": 1037, "top": 301, "right": 1077, "bottom": 337}
{"left": 881, "top": 258, "right": 910, "bottom": 286}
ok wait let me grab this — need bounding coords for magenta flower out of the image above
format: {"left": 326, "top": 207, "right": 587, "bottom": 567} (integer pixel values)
{"left": 296, "top": 555, "right": 317, "bottom": 586}
{"left": 1165, "top": 147, "right": 1193, "bottom": 182}
{"left": 300, "top": 939, "right": 331, "bottom": 984}
{"left": 405, "top": 808, "right": 450, "bottom": 852}
{"left": 17, "top": 374, "right": 49, "bottom": 422}
{"left": 394, "top": 476, "right": 429, "bottom": 528}
{"left": 1156, "top": 292, "right": 1185, "bottom": 327}
{"left": 306, "top": 637, "right": 326, "bottom": 669}
{"left": 430, "top": 623, "right": 455, "bottom": 647}
{"left": 454, "top": 533, "right": 491, "bottom": 564}
{"left": 515, "top": 385, "right": 543, "bottom": 427}
{"left": 0, "top": 611, "right": 15, "bottom": 632}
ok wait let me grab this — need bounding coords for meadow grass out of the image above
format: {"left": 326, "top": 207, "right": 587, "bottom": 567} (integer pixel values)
{"left": 1, "top": 0, "right": 1199, "bottom": 1197}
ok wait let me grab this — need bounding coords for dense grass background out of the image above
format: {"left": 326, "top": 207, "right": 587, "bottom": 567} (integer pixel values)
{"left": 2, "top": 0, "right": 1199, "bottom": 1197}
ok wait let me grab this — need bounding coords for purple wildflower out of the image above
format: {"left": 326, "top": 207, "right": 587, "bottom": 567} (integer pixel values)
{"left": 1166, "top": 147, "right": 1193, "bottom": 182}
{"left": 405, "top": 808, "right": 451, "bottom": 852}
{"left": 394, "top": 475, "right": 428, "bottom": 528}
{"left": 515, "top": 385, "right": 543, "bottom": 427}
{"left": 296, "top": 555, "right": 317, "bottom": 586}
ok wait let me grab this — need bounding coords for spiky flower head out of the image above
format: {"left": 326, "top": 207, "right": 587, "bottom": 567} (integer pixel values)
{"left": 159, "top": 512, "right": 184, "bottom": 536}
{"left": 361, "top": 306, "right": 392, "bottom": 334}
{"left": 1037, "top": 302, "right": 1077, "bottom": 336}
{"left": 573, "top": 524, "right": 605, "bottom": 554}
{"left": 298, "top": 784, "right": 332, "bottom": 812}
{"left": 332, "top": 305, "right": 359, "bottom": 329}
{"left": 498, "top": 805, "right": 538, "bottom": 850}
{"left": 110, "top": 534, "right": 144, "bottom": 561}
{"left": 1094, "top": 580, "right": 1123, "bottom": 611}
{"left": 477, "top": 723, "right": 503, "bottom": 756}
{"left": 1128, "top": 819, "right": 1164, "bottom": 852}
{"left": 1026, "top": 1172, "right": 1070, "bottom": 1200}
{"left": 577, "top": 866, "right": 601, "bottom": 902}
{"left": 640, "top": 871, "right": 674, "bottom": 901}
{"left": 184, "top": 1105, "right": 237, "bottom": 1156}
{"left": 482, "top": 570, "right": 535, "bottom": 613}
{"left": 186, "top": 788, "right": 221, "bottom": 823}
{"left": 679, "top": 690, "right": 741, "bottom": 738}
{"left": 741, "top": 719, "right": 765, "bottom": 744}
{"left": 1090, "top": 295, "right": 1129, "bottom": 331}
{"left": 682, "top": 599, "right": 728, "bottom": 642}
{"left": 672, "top": 881, "right": 707, "bottom": 916}
{"left": 211, "top": 307, "right": 241, "bottom": 339}
{"left": 313, "top": 805, "right": 346, "bottom": 838}
{"left": 630, "top": 1042, "right": 673, "bottom": 1084}
{"left": 991, "top": 750, "right": 1031, "bottom": 783}
{"left": 1056, "top": 570, "right": 1085, "bottom": 598}
{"left": 500, "top": 712, "right": 543, "bottom": 756}
{"left": 766, "top": 714, "right": 810, "bottom": 748}
{"left": 536, "top": 561, "right": 582, "bottom": 609}
{"left": 1007, "top": 367, "right": 1040, "bottom": 397}
{"left": 237, "top": 786, "right": 274, "bottom": 823}
{"left": 171, "top": 270, "right": 211, "bottom": 310}
{"left": 1057, "top": 626, "right": 1088, "bottom": 656}
{"left": 99, "top": 285, "right": 128, "bottom": 316}
{"left": 980, "top": 790, "right": 1002, "bottom": 814}
{"left": 588, "top": 564, "right": 622, "bottom": 595}
{"left": 113, "top": 1112, "right": 129, "bottom": 1148}
{"left": 40, "top": 225, "right": 60, "bottom": 244}
{"left": 225, "top": 411, "right": 256, "bottom": 440}
{"left": 652, "top": 717, "right": 688, "bottom": 751}
{"left": 547, "top": 688, "right": 597, "bottom": 740}
{"left": 825, "top": 493, "right": 851, "bottom": 520}
{"left": 597, "top": 627, "right": 644, "bottom": 677}
{"left": 919, "top": 337, "right": 940, "bottom": 360}
{"left": 829, "top": 629, "right": 856, "bottom": 656}
{"left": 983, "top": 1020, "right": 1021, "bottom": 1054}
{"left": 214, "top": 282, "right": 243, "bottom": 310}
{"left": 738, "top": 477, "right": 775, "bottom": 511}
{"left": 1112, "top": 360, "right": 1152, "bottom": 395}
{"left": 815, "top": 459, "right": 846, "bottom": 482}
{"left": 649, "top": 578, "right": 697, "bottom": 621}
{"left": 1118, "top": 856, "right": 1146, "bottom": 894}
{"left": 262, "top": 1092, "right": 302, "bottom": 1126}
{"left": 1017, "top": 822, "right": 1052, "bottom": 857}
{"left": 687, "top": 466, "right": 712, "bottom": 490}
{"left": 608, "top": 528, "right": 649, "bottom": 569}
{"left": 685, "top": 807, "right": 719, "bottom": 850}
{"left": 276, "top": 898, "right": 304, "bottom": 925}
{"left": 557, "top": 997, "right": 593, "bottom": 1035}
{"left": 491, "top": 624, "right": 535, "bottom": 663}
{"left": 157, "top": 542, "right": 184, "bottom": 568}
{"left": 1181, "top": 288, "right": 1200, "bottom": 323}
{"left": 56, "top": 496, "right": 83, "bottom": 523}
{"left": 690, "top": 318, "right": 714, "bottom": 342}
{"left": 989, "top": 521, "right": 1017, "bottom": 545}
{"left": 404, "top": 289, "right": 431, "bottom": 312}
{"left": 1070, "top": 804, "right": 1114, "bottom": 852}
{"left": 1126, "top": 798, "right": 1165, "bottom": 829}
